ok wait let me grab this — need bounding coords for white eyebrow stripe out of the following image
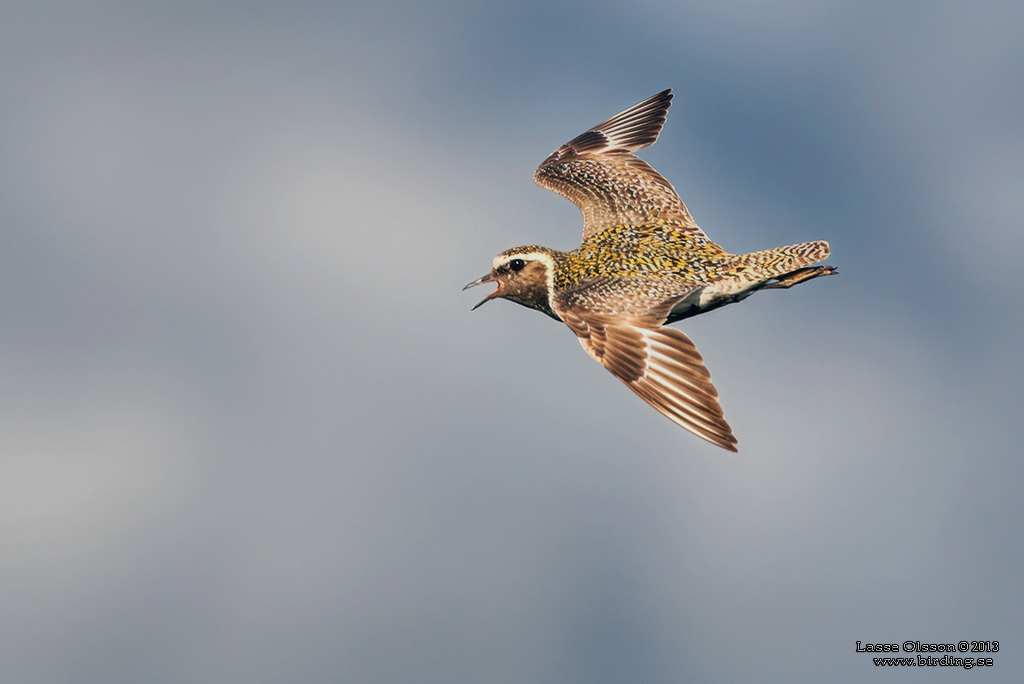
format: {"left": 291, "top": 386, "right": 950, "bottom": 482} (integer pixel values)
{"left": 492, "top": 251, "right": 555, "bottom": 270}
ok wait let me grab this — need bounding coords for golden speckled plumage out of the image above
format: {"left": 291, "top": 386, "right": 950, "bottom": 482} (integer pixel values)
{"left": 466, "top": 89, "right": 836, "bottom": 451}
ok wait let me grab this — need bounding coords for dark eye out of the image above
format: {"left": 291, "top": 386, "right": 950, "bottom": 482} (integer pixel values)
{"left": 509, "top": 258, "right": 526, "bottom": 272}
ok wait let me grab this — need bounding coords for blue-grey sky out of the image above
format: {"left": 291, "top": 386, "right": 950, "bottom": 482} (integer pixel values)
{"left": 2, "top": 1, "right": 1022, "bottom": 682}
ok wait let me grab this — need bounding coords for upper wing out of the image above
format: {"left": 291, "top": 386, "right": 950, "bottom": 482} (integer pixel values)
{"left": 534, "top": 89, "right": 706, "bottom": 242}
{"left": 560, "top": 309, "right": 738, "bottom": 452}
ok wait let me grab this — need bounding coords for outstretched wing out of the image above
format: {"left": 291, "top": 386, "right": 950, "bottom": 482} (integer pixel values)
{"left": 534, "top": 89, "right": 706, "bottom": 242}
{"left": 560, "top": 309, "right": 738, "bottom": 452}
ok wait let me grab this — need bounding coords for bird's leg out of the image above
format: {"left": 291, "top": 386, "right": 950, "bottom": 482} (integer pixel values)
{"left": 763, "top": 265, "right": 838, "bottom": 289}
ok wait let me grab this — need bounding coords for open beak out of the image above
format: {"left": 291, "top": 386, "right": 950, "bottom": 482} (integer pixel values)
{"left": 463, "top": 273, "right": 500, "bottom": 310}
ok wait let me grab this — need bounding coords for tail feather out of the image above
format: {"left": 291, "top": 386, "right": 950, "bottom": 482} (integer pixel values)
{"left": 731, "top": 240, "right": 830, "bottom": 280}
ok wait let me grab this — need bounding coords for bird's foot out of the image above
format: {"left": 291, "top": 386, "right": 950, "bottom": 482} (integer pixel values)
{"left": 763, "top": 265, "right": 838, "bottom": 289}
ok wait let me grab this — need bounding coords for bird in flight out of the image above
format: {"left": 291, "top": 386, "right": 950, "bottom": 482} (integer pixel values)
{"left": 465, "top": 90, "right": 835, "bottom": 451}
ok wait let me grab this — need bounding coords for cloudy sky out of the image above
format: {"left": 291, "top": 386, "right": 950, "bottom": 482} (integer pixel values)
{"left": 2, "top": 1, "right": 1022, "bottom": 682}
